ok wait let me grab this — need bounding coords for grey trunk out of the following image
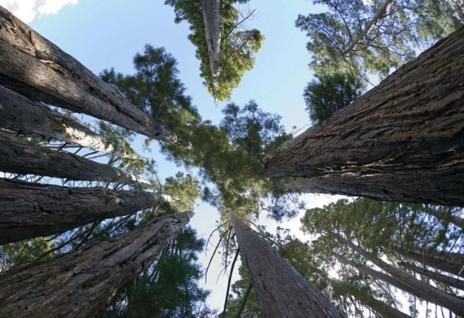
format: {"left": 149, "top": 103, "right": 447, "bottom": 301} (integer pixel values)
{"left": 231, "top": 212, "right": 345, "bottom": 318}
{"left": 399, "top": 261, "right": 464, "bottom": 290}
{"left": 0, "top": 84, "right": 126, "bottom": 157}
{"left": 0, "top": 130, "right": 143, "bottom": 185}
{"left": 0, "top": 212, "right": 190, "bottom": 318}
{"left": 0, "top": 6, "right": 174, "bottom": 142}
{"left": 201, "top": 0, "right": 221, "bottom": 76}
{"left": 0, "top": 178, "right": 162, "bottom": 244}
{"left": 266, "top": 27, "right": 464, "bottom": 206}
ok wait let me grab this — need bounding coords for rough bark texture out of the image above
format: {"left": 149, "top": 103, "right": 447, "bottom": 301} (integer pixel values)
{"left": 201, "top": 0, "right": 221, "bottom": 76}
{"left": 0, "top": 130, "right": 142, "bottom": 185}
{"left": 0, "top": 178, "right": 162, "bottom": 244}
{"left": 338, "top": 255, "right": 464, "bottom": 315}
{"left": 399, "top": 261, "right": 464, "bottom": 290}
{"left": 0, "top": 84, "right": 121, "bottom": 156}
{"left": 266, "top": 27, "right": 464, "bottom": 206}
{"left": 0, "top": 6, "right": 174, "bottom": 142}
{"left": 0, "top": 212, "right": 191, "bottom": 318}
{"left": 230, "top": 212, "right": 344, "bottom": 318}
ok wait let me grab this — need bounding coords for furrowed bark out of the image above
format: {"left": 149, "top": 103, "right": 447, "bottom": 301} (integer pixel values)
{"left": 399, "top": 261, "right": 464, "bottom": 290}
{"left": 0, "top": 212, "right": 191, "bottom": 318}
{"left": 201, "top": 0, "right": 221, "bottom": 76}
{"left": 337, "top": 255, "right": 464, "bottom": 315}
{"left": 230, "top": 212, "right": 344, "bottom": 318}
{"left": 0, "top": 178, "right": 162, "bottom": 244}
{"left": 266, "top": 27, "right": 464, "bottom": 206}
{"left": 0, "top": 84, "right": 123, "bottom": 156}
{"left": 0, "top": 130, "right": 145, "bottom": 185}
{"left": 0, "top": 6, "right": 175, "bottom": 142}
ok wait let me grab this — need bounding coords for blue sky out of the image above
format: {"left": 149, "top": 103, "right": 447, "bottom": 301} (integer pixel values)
{"left": 9, "top": 0, "right": 337, "bottom": 311}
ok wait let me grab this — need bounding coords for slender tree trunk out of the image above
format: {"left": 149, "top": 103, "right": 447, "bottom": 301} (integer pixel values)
{"left": 391, "top": 245, "right": 464, "bottom": 277}
{"left": 266, "top": 26, "right": 464, "bottom": 206}
{"left": 230, "top": 212, "right": 344, "bottom": 318}
{"left": 339, "top": 238, "right": 464, "bottom": 314}
{"left": 337, "top": 255, "right": 464, "bottom": 315}
{"left": 0, "top": 212, "right": 191, "bottom": 318}
{"left": 0, "top": 84, "right": 125, "bottom": 156}
{"left": 399, "top": 261, "right": 464, "bottom": 290}
{"left": 0, "top": 6, "right": 174, "bottom": 142}
{"left": 0, "top": 130, "right": 145, "bottom": 185}
{"left": 201, "top": 0, "right": 221, "bottom": 77}
{"left": 0, "top": 178, "right": 162, "bottom": 244}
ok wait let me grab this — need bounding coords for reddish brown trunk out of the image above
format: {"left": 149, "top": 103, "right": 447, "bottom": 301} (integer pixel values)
{"left": 0, "top": 212, "right": 191, "bottom": 318}
{"left": 266, "top": 27, "right": 464, "bottom": 206}
{"left": 231, "top": 212, "right": 344, "bottom": 318}
{"left": 0, "top": 178, "right": 162, "bottom": 244}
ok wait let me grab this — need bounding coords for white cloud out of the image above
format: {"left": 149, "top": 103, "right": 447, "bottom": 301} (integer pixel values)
{"left": 0, "top": 0, "right": 78, "bottom": 23}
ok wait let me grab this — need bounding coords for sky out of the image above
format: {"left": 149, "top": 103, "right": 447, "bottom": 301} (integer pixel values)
{"left": 0, "top": 0, "right": 346, "bottom": 312}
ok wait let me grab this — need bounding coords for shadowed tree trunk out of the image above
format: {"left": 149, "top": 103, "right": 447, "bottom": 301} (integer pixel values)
{"left": 336, "top": 255, "right": 464, "bottom": 315}
{"left": 0, "top": 84, "right": 124, "bottom": 156}
{"left": 266, "top": 27, "right": 464, "bottom": 206}
{"left": 201, "top": 0, "right": 221, "bottom": 77}
{"left": 230, "top": 212, "right": 345, "bottom": 318}
{"left": 0, "top": 212, "right": 191, "bottom": 318}
{"left": 0, "top": 178, "right": 162, "bottom": 244}
{"left": 0, "top": 130, "right": 145, "bottom": 185}
{"left": 0, "top": 6, "right": 175, "bottom": 142}
{"left": 399, "top": 261, "right": 464, "bottom": 290}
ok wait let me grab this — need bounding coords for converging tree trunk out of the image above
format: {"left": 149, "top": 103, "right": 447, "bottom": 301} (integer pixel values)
{"left": 201, "top": 0, "right": 221, "bottom": 77}
{"left": 0, "top": 130, "right": 144, "bottom": 185}
{"left": 399, "top": 261, "right": 464, "bottom": 290}
{"left": 0, "top": 6, "right": 174, "bottom": 142}
{"left": 266, "top": 27, "right": 464, "bottom": 206}
{"left": 0, "top": 178, "right": 162, "bottom": 244}
{"left": 0, "top": 85, "right": 123, "bottom": 156}
{"left": 230, "top": 212, "right": 344, "bottom": 318}
{"left": 0, "top": 212, "right": 191, "bottom": 318}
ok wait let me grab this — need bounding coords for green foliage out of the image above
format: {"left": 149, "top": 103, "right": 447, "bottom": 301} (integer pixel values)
{"left": 104, "top": 227, "right": 214, "bottom": 318}
{"left": 163, "top": 172, "right": 201, "bottom": 213}
{"left": 0, "top": 237, "right": 56, "bottom": 271}
{"left": 165, "top": 0, "right": 264, "bottom": 100}
{"left": 296, "top": 0, "right": 463, "bottom": 79}
{"left": 303, "top": 72, "right": 363, "bottom": 124}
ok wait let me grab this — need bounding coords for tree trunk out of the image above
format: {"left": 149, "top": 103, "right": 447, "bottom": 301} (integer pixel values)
{"left": 339, "top": 238, "right": 464, "bottom": 314}
{"left": 391, "top": 244, "right": 464, "bottom": 277}
{"left": 230, "top": 212, "right": 344, "bottom": 318}
{"left": 0, "top": 84, "right": 126, "bottom": 156}
{"left": 399, "top": 261, "right": 464, "bottom": 290}
{"left": 337, "top": 255, "right": 464, "bottom": 315}
{"left": 0, "top": 6, "right": 174, "bottom": 142}
{"left": 0, "top": 178, "right": 162, "bottom": 244}
{"left": 201, "top": 0, "right": 221, "bottom": 77}
{"left": 0, "top": 212, "right": 191, "bottom": 318}
{"left": 0, "top": 130, "right": 144, "bottom": 185}
{"left": 266, "top": 26, "right": 464, "bottom": 206}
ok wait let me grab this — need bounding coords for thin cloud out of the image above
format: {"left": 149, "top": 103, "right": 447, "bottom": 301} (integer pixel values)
{"left": 0, "top": 0, "right": 78, "bottom": 23}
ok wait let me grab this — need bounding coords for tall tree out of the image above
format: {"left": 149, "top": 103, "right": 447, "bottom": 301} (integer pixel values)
{"left": 0, "top": 178, "right": 162, "bottom": 244}
{"left": 266, "top": 26, "right": 464, "bottom": 206}
{"left": 0, "top": 212, "right": 191, "bottom": 318}
{"left": 0, "top": 6, "right": 173, "bottom": 141}
{"left": 165, "top": 0, "right": 263, "bottom": 100}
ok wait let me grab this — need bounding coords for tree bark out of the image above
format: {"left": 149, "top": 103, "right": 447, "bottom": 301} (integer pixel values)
{"left": 201, "top": 0, "right": 221, "bottom": 77}
{"left": 230, "top": 212, "right": 344, "bottom": 318}
{"left": 339, "top": 238, "right": 464, "bottom": 314}
{"left": 266, "top": 26, "right": 464, "bottom": 206}
{"left": 0, "top": 130, "right": 144, "bottom": 185}
{"left": 399, "top": 261, "right": 464, "bottom": 290}
{"left": 0, "top": 84, "right": 125, "bottom": 156}
{"left": 0, "top": 6, "right": 175, "bottom": 142}
{"left": 0, "top": 178, "right": 162, "bottom": 244}
{"left": 0, "top": 212, "right": 191, "bottom": 318}
{"left": 337, "top": 255, "right": 464, "bottom": 315}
